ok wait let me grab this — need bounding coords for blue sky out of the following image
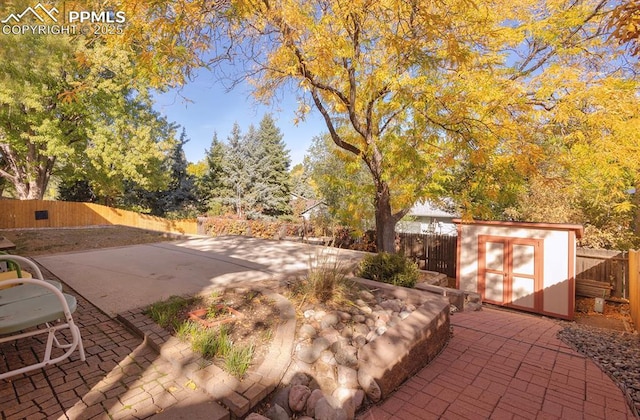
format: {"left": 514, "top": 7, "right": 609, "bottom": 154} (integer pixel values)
{"left": 153, "top": 68, "right": 327, "bottom": 166}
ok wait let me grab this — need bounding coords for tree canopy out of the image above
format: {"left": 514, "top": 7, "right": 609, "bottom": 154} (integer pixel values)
{"left": 118, "top": 0, "right": 639, "bottom": 252}
{"left": 306, "top": 134, "right": 374, "bottom": 233}
{"left": 0, "top": 28, "right": 175, "bottom": 202}
{"left": 608, "top": 1, "right": 640, "bottom": 56}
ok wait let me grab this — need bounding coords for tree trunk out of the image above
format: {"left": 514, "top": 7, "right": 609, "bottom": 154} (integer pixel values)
{"left": 26, "top": 181, "right": 44, "bottom": 200}
{"left": 12, "top": 178, "right": 45, "bottom": 200}
{"left": 374, "top": 180, "right": 398, "bottom": 253}
{"left": 13, "top": 181, "right": 29, "bottom": 199}
{"left": 0, "top": 143, "right": 52, "bottom": 200}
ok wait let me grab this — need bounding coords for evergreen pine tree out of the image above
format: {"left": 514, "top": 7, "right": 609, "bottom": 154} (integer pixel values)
{"left": 255, "top": 114, "right": 292, "bottom": 216}
{"left": 199, "top": 132, "right": 228, "bottom": 214}
{"left": 222, "top": 123, "right": 250, "bottom": 217}
{"left": 113, "top": 129, "right": 197, "bottom": 217}
{"left": 153, "top": 128, "right": 198, "bottom": 217}
{"left": 241, "top": 124, "right": 265, "bottom": 217}
{"left": 214, "top": 117, "right": 292, "bottom": 219}
{"left": 162, "top": 128, "right": 196, "bottom": 215}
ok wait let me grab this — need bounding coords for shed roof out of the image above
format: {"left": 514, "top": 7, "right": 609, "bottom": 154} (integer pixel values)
{"left": 453, "top": 219, "right": 584, "bottom": 239}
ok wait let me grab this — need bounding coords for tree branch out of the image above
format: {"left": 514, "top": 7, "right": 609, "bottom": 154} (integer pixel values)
{"left": 310, "top": 88, "right": 362, "bottom": 156}
{"left": 511, "top": 0, "right": 609, "bottom": 80}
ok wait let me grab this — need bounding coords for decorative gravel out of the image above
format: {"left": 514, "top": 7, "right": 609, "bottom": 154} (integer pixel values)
{"left": 557, "top": 324, "right": 640, "bottom": 416}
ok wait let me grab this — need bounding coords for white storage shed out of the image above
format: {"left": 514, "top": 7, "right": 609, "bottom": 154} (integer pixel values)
{"left": 455, "top": 220, "right": 583, "bottom": 320}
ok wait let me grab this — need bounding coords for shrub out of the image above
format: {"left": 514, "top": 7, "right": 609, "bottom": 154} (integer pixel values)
{"left": 357, "top": 252, "right": 419, "bottom": 288}
{"left": 202, "top": 216, "right": 297, "bottom": 240}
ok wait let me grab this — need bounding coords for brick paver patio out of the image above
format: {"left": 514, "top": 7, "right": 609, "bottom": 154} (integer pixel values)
{"left": 0, "top": 265, "right": 227, "bottom": 420}
{"left": 360, "top": 308, "right": 636, "bottom": 419}
{"left": 2, "top": 261, "right": 637, "bottom": 419}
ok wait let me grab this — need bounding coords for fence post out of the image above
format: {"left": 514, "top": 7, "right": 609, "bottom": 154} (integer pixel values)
{"left": 630, "top": 250, "right": 639, "bottom": 332}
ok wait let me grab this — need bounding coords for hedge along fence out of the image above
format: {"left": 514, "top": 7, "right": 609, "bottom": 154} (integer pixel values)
{"left": 197, "top": 217, "right": 364, "bottom": 249}
{"left": 198, "top": 216, "right": 303, "bottom": 240}
{"left": 0, "top": 199, "right": 197, "bottom": 234}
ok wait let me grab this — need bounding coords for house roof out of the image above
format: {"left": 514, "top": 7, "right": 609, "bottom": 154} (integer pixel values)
{"left": 408, "top": 201, "right": 458, "bottom": 218}
{"left": 300, "top": 200, "right": 326, "bottom": 215}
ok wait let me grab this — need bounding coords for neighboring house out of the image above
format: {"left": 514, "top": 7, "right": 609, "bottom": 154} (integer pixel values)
{"left": 300, "top": 200, "right": 328, "bottom": 221}
{"left": 290, "top": 194, "right": 328, "bottom": 221}
{"left": 396, "top": 200, "right": 458, "bottom": 235}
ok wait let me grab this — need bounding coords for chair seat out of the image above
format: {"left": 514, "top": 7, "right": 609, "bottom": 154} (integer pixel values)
{"left": 0, "top": 293, "right": 77, "bottom": 335}
{"left": 0, "top": 270, "right": 32, "bottom": 290}
{"left": 0, "top": 280, "right": 63, "bottom": 306}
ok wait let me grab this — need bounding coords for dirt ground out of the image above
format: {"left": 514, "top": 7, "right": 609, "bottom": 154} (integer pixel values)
{"left": 154, "top": 289, "right": 280, "bottom": 374}
{"left": 0, "top": 226, "right": 182, "bottom": 256}
{"left": 574, "top": 295, "right": 635, "bottom": 331}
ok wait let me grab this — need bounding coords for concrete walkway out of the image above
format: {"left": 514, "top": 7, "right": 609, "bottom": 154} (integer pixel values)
{"left": 1, "top": 237, "right": 637, "bottom": 419}
{"left": 34, "top": 236, "right": 364, "bottom": 316}
{"left": 360, "top": 308, "right": 636, "bottom": 419}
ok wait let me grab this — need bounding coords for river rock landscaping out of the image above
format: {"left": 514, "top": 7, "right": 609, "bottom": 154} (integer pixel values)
{"left": 246, "top": 277, "right": 451, "bottom": 419}
{"left": 558, "top": 323, "right": 640, "bottom": 417}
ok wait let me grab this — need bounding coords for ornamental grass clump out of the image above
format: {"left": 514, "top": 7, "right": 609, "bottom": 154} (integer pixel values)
{"left": 290, "top": 250, "right": 354, "bottom": 306}
{"left": 145, "top": 295, "right": 201, "bottom": 330}
{"left": 358, "top": 252, "right": 419, "bottom": 288}
{"left": 146, "top": 295, "right": 256, "bottom": 378}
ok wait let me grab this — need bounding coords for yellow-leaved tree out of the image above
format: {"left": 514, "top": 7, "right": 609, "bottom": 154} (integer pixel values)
{"left": 608, "top": 0, "right": 640, "bottom": 56}
{"left": 119, "top": 0, "right": 638, "bottom": 252}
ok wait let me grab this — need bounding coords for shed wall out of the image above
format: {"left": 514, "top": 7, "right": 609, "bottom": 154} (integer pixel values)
{"left": 457, "top": 223, "right": 575, "bottom": 319}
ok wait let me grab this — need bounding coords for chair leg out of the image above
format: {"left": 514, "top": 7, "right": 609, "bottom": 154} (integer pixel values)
{"left": 43, "top": 326, "right": 56, "bottom": 363}
{"left": 39, "top": 321, "right": 86, "bottom": 364}
{"left": 74, "top": 324, "right": 86, "bottom": 361}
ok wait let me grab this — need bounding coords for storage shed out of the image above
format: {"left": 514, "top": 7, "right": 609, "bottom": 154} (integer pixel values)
{"left": 455, "top": 220, "right": 583, "bottom": 320}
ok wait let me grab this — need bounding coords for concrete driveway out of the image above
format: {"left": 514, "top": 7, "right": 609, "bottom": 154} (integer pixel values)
{"left": 34, "top": 236, "right": 365, "bottom": 316}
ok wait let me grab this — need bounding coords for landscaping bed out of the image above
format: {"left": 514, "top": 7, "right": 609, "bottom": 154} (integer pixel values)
{"left": 144, "top": 289, "right": 279, "bottom": 378}
{"left": 138, "top": 259, "right": 451, "bottom": 419}
{"left": 559, "top": 321, "right": 640, "bottom": 416}
{"left": 245, "top": 271, "right": 450, "bottom": 419}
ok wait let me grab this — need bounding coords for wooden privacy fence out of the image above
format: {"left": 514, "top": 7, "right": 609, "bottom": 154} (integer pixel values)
{"left": 397, "top": 233, "right": 457, "bottom": 278}
{"left": 630, "top": 250, "right": 640, "bottom": 332}
{"left": 0, "top": 199, "right": 197, "bottom": 234}
{"left": 575, "top": 248, "right": 628, "bottom": 299}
